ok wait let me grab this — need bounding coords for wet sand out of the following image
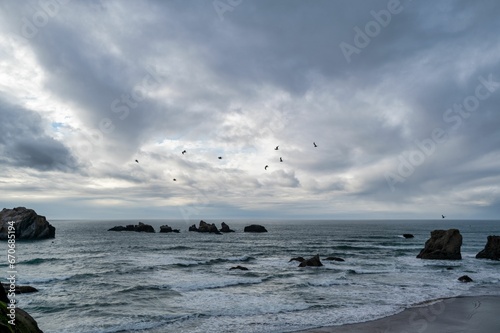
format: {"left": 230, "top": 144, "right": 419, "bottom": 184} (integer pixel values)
{"left": 293, "top": 295, "right": 500, "bottom": 333}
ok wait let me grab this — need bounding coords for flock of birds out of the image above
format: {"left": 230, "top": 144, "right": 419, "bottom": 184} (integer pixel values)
{"left": 134, "top": 142, "right": 319, "bottom": 181}
{"left": 134, "top": 143, "right": 448, "bottom": 220}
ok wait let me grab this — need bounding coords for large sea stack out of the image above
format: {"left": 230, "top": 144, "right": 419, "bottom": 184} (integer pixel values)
{"left": 0, "top": 207, "right": 55, "bottom": 240}
{"left": 476, "top": 236, "right": 500, "bottom": 260}
{"left": 417, "top": 229, "right": 462, "bottom": 260}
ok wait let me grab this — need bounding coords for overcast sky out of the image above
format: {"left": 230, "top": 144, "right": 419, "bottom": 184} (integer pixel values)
{"left": 1, "top": 0, "right": 500, "bottom": 220}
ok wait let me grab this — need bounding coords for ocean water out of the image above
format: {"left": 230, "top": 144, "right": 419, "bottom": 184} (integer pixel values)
{"left": 6, "top": 219, "right": 500, "bottom": 333}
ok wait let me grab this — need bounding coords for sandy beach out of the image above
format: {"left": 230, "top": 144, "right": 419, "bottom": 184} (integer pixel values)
{"left": 293, "top": 295, "right": 500, "bottom": 333}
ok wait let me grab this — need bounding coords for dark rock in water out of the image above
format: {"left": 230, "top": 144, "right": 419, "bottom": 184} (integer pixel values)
{"left": 458, "top": 275, "right": 473, "bottom": 283}
{"left": 244, "top": 224, "right": 268, "bottom": 233}
{"left": 199, "top": 220, "right": 221, "bottom": 234}
{"left": 135, "top": 222, "right": 155, "bottom": 233}
{"left": 325, "top": 256, "right": 345, "bottom": 262}
{"left": 108, "top": 226, "right": 126, "bottom": 231}
{"left": 160, "top": 225, "right": 180, "bottom": 233}
{"left": 403, "top": 234, "right": 414, "bottom": 239}
{"left": 1, "top": 284, "right": 38, "bottom": 294}
{"left": 108, "top": 222, "right": 155, "bottom": 233}
{"left": 229, "top": 265, "right": 249, "bottom": 271}
{"left": 190, "top": 220, "right": 221, "bottom": 234}
{"left": 299, "top": 254, "right": 323, "bottom": 267}
{"left": 475, "top": 235, "right": 500, "bottom": 260}
{"left": 289, "top": 257, "right": 305, "bottom": 263}
{"left": 160, "top": 225, "right": 172, "bottom": 233}
{"left": 417, "top": 229, "right": 462, "bottom": 260}
{"left": 0, "top": 207, "right": 55, "bottom": 240}
{"left": 220, "top": 222, "right": 235, "bottom": 233}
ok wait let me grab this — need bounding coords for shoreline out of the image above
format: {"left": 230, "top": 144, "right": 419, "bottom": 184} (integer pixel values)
{"left": 292, "top": 295, "right": 500, "bottom": 333}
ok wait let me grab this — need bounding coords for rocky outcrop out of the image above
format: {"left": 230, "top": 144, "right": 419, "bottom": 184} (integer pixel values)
{"left": 325, "top": 256, "right": 345, "bottom": 262}
{"left": 159, "top": 225, "right": 179, "bottom": 233}
{"left": 1, "top": 284, "right": 38, "bottom": 295}
{"left": 108, "top": 222, "right": 155, "bottom": 233}
{"left": 189, "top": 220, "right": 221, "bottom": 234}
{"left": 298, "top": 254, "right": 323, "bottom": 267}
{"left": 403, "top": 234, "right": 414, "bottom": 239}
{"left": 1, "top": 285, "right": 43, "bottom": 333}
{"left": 0, "top": 207, "right": 55, "bottom": 240}
{"left": 220, "top": 222, "right": 235, "bottom": 233}
{"left": 458, "top": 275, "right": 473, "bottom": 283}
{"left": 244, "top": 224, "right": 268, "bottom": 233}
{"left": 417, "top": 229, "right": 462, "bottom": 260}
{"left": 476, "top": 235, "right": 500, "bottom": 260}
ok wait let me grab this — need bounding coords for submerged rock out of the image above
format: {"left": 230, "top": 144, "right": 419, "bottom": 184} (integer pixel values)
{"left": 417, "top": 229, "right": 462, "bottom": 260}
{"left": 475, "top": 235, "right": 500, "bottom": 260}
{"left": 229, "top": 265, "right": 249, "bottom": 271}
{"left": 299, "top": 254, "right": 323, "bottom": 267}
{"left": 244, "top": 224, "right": 268, "bottom": 233}
{"left": 458, "top": 275, "right": 473, "bottom": 283}
{"left": 0, "top": 207, "right": 55, "bottom": 240}
{"left": 325, "top": 256, "right": 345, "bottom": 262}
{"left": 108, "top": 222, "right": 155, "bottom": 233}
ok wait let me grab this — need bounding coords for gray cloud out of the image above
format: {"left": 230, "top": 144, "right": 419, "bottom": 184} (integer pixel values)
{"left": 0, "top": 98, "right": 79, "bottom": 172}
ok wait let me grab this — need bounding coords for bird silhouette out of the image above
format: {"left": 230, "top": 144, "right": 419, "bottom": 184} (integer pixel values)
{"left": 275, "top": 146, "right": 279, "bottom": 150}
{"left": 182, "top": 150, "right": 186, "bottom": 155}
{"left": 173, "top": 178, "right": 177, "bottom": 181}
{"left": 313, "top": 142, "right": 317, "bottom": 147}
{"left": 280, "top": 157, "right": 283, "bottom": 162}
{"left": 218, "top": 156, "right": 222, "bottom": 159}
{"left": 442, "top": 215, "right": 446, "bottom": 219}
{"left": 265, "top": 165, "right": 269, "bottom": 170}
{"left": 135, "top": 159, "right": 139, "bottom": 163}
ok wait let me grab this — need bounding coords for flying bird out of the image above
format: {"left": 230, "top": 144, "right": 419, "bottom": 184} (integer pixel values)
{"left": 218, "top": 156, "right": 222, "bottom": 159}
{"left": 442, "top": 215, "right": 446, "bottom": 219}
{"left": 265, "top": 165, "right": 269, "bottom": 170}
{"left": 173, "top": 178, "right": 177, "bottom": 181}
{"left": 182, "top": 150, "right": 186, "bottom": 155}
{"left": 280, "top": 157, "right": 283, "bottom": 162}
{"left": 275, "top": 146, "right": 279, "bottom": 150}
{"left": 135, "top": 159, "right": 139, "bottom": 163}
{"left": 313, "top": 142, "right": 317, "bottom": 147}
